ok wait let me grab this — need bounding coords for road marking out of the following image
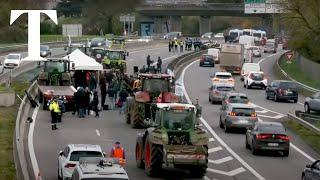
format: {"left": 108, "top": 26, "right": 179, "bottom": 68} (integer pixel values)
{"left": 251, "top": 103, "right": 284, "bottom": 116}
{"left": 257, "top": 114, "right": 284, "bottom": 119}
{"left": 209, "top": 138, "right": 215, "bottom": 142}
{"left": 207, "top": 167, "right": 246, "bottom": 176}
{"left": 28, "top": 106, "right": 41, "bottom": 179}
{"left": 257, "top": 52, "right": 282, "bottom": 65}
{"left": 151, "top": 55, "right": 179, "bottom": 66}
{"left": 130, "top": 46, "right": 165, "bottom": 54}
{"left": 290, "top": 143, "right": 316, "bottom": 162}
{"left": 208, "top": 146, "right": 223, "bottom": 153}
{"left": 255, "top": 109, "right": 268, "bottom": 114}
{"left": 181, "top": 60, "right": 266, "bottom": 180}
{"left": 209, "top": 156, "right": 233, "bottom": 164}
{"left": 96, "top": 129, "right": 101, "bottom": 136}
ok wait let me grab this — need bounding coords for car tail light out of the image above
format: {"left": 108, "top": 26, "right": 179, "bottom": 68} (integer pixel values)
{"left": 229, "top": 112, "right": 236, "bottom": 116}
{"left": 213, "top": 78, "right": 219, "bottom": 82}
{"left": 65, "top": 163, "right": 76, "bottom": 168}
{"left": 251, "top": 113, "right": 257, "bottom": 117}
{"left": 276, "top": 135, "right": 290, "bottom": 141}
{"left": 256, "top": 134, "right": 272, "bottom": 140}
{"left": 228, "top": 79, "right": 234, "bottom": 82}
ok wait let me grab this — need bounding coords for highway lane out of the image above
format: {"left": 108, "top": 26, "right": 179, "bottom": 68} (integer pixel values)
{"left": 33, "top": 45, "right": 207, "bottom": 180}
{"left": 182, "top": 51, "right": 320, "bottom": 180}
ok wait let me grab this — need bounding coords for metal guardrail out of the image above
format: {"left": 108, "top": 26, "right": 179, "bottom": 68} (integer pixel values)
{"left": 287, "top": 113, "right": 320, "bottom": 136}
{"left": 276, "top": 54, "right": 320, "bottom": 93}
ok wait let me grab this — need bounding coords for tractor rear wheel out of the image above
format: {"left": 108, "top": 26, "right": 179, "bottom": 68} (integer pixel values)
{"left": 144, "top": 136, "right": 163, "bottom": 177}
{"left": 125, "top": 101, "right": 131, "bottom": 124}
{"left": 135, "top": 138, "right": 145, "bottom": 169}
{"left": 131, "top": 102, "right": 145, "bottom": 128}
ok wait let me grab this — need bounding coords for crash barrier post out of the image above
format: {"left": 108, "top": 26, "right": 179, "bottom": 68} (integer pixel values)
{"left": 287, "top": 113, "right": 320, "bottom": 136}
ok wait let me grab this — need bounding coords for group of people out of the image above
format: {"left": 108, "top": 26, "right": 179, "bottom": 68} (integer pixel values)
{"left": 146, "top": 55, "right": 162, "bottom": 73}
{"left": 73, "top": 87, "right": 99, "bottom": 118}
{"left": 168, "top": 39, "right": 184, "bottom": 53}
{"left": 168, "top": 38, "right": 203, "bottom": 53}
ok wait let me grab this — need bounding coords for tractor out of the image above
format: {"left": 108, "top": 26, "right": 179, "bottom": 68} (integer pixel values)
{"left": 102, "top": 49, "right": 128, "bottom": 73}
{"left": 125, "top": 73, "right": 178, "bottom": 128}
{"left": 37, "top": 58, "right": 76, "bottom": 110}
{"left": 135, "top": 103, "right": 209, "bottom": 178}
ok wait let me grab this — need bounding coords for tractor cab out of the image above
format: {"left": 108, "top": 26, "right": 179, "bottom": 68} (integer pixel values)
{"left": 65, "top": 43, "right": 90, "bottom": 56}
{"left": 102, "top": 49, "right": 127, "bottom": 72}
{"left": 111, "top": 37, "right": 126, "bottom": 49}
{"left": 38, "top": 58, "right": 73, "bottom": 86}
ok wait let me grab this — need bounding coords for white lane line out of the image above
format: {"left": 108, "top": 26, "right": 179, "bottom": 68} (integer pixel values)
{"left": 181, "top": 60, "right": 266, "bottom": 180}
{"left": 290, "top": 143, "right": 316, "bottom": 162}
{"left": 257, "top": 52, "right": 282, "bottom": 65}
{"left": 257, "top": 114, "right": 284, "bottom": 119}
{"left": 208, "top": 147, "right": 223, "bottom": 154}
{"left": 28, "top": 106, "right": 41, "bottom": 179}
{"left": 209, "top": 156, "right": 233, "bottom": 164}
{"left": 255, "top": 109, "right": 268, "bottom": 114}
{"left": 207, "top": 167, "right": 246, "bottom": 176}
{"left": 209, "top": 138, "right": 215, "bottom": 142}
{"left": 96, "top": 129, "right": 101, "bottom": 137}
{"left": 251, "top": 103, "right": 284, "bottom": 116}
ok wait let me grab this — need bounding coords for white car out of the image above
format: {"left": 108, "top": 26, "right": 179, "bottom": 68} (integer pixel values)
{"left": 244, "top": 71, "right": 267, "bottom": 89}
{"left": 4, "top": 53, "right": 21, "bottom": 68}
{"left": 214, "top": 33, "right": 224, "bottom": 38}
{"left": 249, "top": 46, "right": 261, "bottom": 57}
{"left": 211, "top": 72, "right": 235, "bottom": 86}
{"left": 0, "top": 61, "right": 4, "bottom": 74}
{"left": 58, "top": 144, "right": 104, "bottom": 180}
{"left": 241, "top": 63, "right": 261, "bottom": 81}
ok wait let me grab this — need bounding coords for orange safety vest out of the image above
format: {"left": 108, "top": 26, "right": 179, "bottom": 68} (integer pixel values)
{"left": 112, "top": 147, "right": 124, "bottom": 159}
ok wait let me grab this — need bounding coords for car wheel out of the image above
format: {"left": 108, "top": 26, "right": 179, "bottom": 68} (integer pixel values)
{"left": 251, "top": 142, "right": 258, "bottom": 155}
{"left": 274, "top": 94, "right": 278, "bottom": 102}
{"left": 304, "top": 103, "right": 310, "bottom": 114}
{"left": 245, "top": 136, "right": 250, "bottom": 149}
{"left": 293, "top": 99, "right": 298, "bottom": 103}
{"left": 224, "top": 120, "right": 230, "bottom": 133}
{"left": 283, "top": 150, "right": 289, "bottom": 157}
{"left": 219, "top": 116, "right": 223, "bottom": 128}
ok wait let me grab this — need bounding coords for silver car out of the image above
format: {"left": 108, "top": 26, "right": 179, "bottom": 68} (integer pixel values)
{"left": 302, "top": 159, "right": 320, "bottom": 180}
{"left": 304, "top": 92, "right": 320, "bottom": 113}
{"left": 40, "top": 45, "right": 51, "bottom": 57}
{"left": 209, "top": 83, "right": 234, "bottom": 104}
{"left": 219, "top": 103, "right": 258, "bottom": 133}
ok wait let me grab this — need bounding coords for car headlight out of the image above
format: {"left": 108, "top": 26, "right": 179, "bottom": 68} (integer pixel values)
{"left": 98, "top": 42, "right": 102, "bottom": 46}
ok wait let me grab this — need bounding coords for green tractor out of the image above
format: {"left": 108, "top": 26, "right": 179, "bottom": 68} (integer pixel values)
{"left": 125, "top": 73, "right": 178, "bottom": 128}
{"left": 102, "top": 49, "right": 128, "bottom": 73}
{"left": 135, "top": 103, "right": 209, "bottom": 178}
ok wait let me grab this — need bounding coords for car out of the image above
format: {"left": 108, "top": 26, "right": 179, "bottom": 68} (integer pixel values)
{"left": 244, "top": 71, "right": 267, "bottom": 89}
{"left": 245, "top": 122, "right": 290, "bottom": 156}
{"left": 40, "top": 45, "right": 51, "bottom": 57}
{"left": 4, "top": 53, "right": 21, "bottom": 68}
{"left": 264, "top": 40, "right": 277, "bottom": 53}
{"left": 163, "top": 32, "right": 182, "bottom": 39}
{"left": 0, "top": 61, "right": 4, "bottom": 74}
{"left": 199, "top": 54, "right": 214, "bottom": 67}
{"left": 90, "top": 37, "right": 106, "bottom": 47}
{"left": 250, "top": 46, "right": 261, "bottom": 57}
{"left": 222, "top": 92, "right": 249, "bottom": 110}
{"left": 214, "top": 33, "right": 224, "bottom": 38}
{"left": 219, "top": 103, "right": 258, "bottom": 132}
{"left": 72, "top": 157, "right": 129, "bottom": 180}
{"left": 209, "top": 83, "right": 235, "bottom": 104}
{"left": 58, "top": 144, "right": 104, "bottom": 180}
{"left": 304, "top": 92, "right": 320, "bottom": 113}
{"left": 211, "top": 72, "right": 235, "bottom": 86}
{"left": 201, "top": 32, "right": 213, "bottom": 39}
{"left": 241, "top": 63, "right": 261, "bottom": 81}
{"left": 302, "top": 159, "right": 320, "bottom": 180}
{"left": 266, "top": 80, "right": 298, "bottom": 103}
{"left": 207, "top": 48, "right": 220, "bottom": 64}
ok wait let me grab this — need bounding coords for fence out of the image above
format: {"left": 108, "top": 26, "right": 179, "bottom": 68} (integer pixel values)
{"left": 296, "top": 53, "right": 320, "bottom": 82}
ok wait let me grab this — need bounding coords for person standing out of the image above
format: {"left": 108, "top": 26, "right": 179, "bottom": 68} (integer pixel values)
{"left": 107, "top": 81, "right": 116, "bottom": 110}
{"left": 110, "top": 141, "right": 126, "bottom": 164}
{"left": 168, "top": 40, "right": 172, "bottom": 52}
{"left": 89, "top": 72, "right": 97, "bottom": 91}
{"left": 57, "top": 96, "right": 66, "bottom": 123}
{"left": 49, "top": 97, "right": 60, "bottom": 130}
{"left": 78, "top": 87, "right": 86, "bottom": 118}
{"left": 100, "top": 76, "right": 107, "bottom": 109}
{"left": 84, "top": 87, "right": 91, "bottom": 115}
{"left": 174, "top": 39, "right": 178, "bottom": 51}
{"left": 72, "top": 88, "right": 79, "bottom": 115}
{"left": 157, "top": 56, "right": 162, "bottom": 73}
{"left": 92, "top": 90, "right": 99, "bottom": 117}
{"left": 146, "top": 55, "right": 152, "bottom": 69}
{"left": 118, "top": 88, "right": 128, "bottom": 114}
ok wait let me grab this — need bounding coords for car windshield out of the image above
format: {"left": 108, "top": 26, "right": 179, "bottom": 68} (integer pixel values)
{"left": 243, "top": 31, "right": 251, "bottom": 36}
{"left": 204, "top": 56, "right": 213, "bottom": 60}
{"left": 163, "top": 110, "right": 194, "bottom": 130}
{"left": 266, "top": 43, "right": 274, "bottom": 47}
{"left": 280, "top": 82, "right": 297, "bottom": 89}
{"left": 7, "top": 54, "right": 19, "bottom": 59}
{"left": 106, "top": 51, "right": 123, "bottom": 60}
{"left": 230, "top": 32, "right": 238, "bottom": 37}
{"left": 250, "top": 73, "right": 264, "bottom": 81}
{"left": 229, "top": 96, "right": 249, "bottom": 103}
{"left": 258, "top": 124, "right": 285, "bottom": 133}
{"left": 216, "top": 75, "right": 231, "bottom": 79}
{"left": 70, "top": 151, "right": 103, "bottom": 161}
{"left": 143, "top": 79, "right": 170, "bottom": 93}
{"left": 40, "top": 46, "right": 49, "bottom": 51}
{"left": 253, "top": 33, "right": 261, "bottom": 38}
{"left": 217, "top": 86, "right": 234, "bottom": 91}
{"left": 232, "top": 108, "right": 254, "bottom": 117}
{"left": 45, "top": 62, "right": 66, "bottom": 73}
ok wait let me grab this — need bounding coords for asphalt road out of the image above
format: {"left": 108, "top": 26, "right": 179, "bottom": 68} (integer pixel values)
{"left": 33, "top": 44, "right": 205, "bottom": 180}
{"left": 182, "top": 50, "right": 320, "bottom": 180}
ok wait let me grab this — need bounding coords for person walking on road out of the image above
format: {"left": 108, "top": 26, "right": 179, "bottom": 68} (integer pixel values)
{"left": 157, "top": 56, "right": 162, "bottom": 73}
{"left": 92, "top": 90, "right": 99, "bottom": 117}
{"left": 84, "top": 87, "right": 91, "bottom": 115}
{"left": 107, "top": 81, "right": 116, "bottom": 110}
{"left": 49, "top": 97, "right": 60, "bottom": 130}
{"left": 57, "top": 96, "right": 65, "bottom": 123}
{"left": 89, "top": 72, "right": 97, "bottom": 91}
{"left": 100, "top": 76, "right": 107, "bottom": 109}
{"left": 78, "top": 87, "right": 86, "bottom": 118}
{"left": 146, "top": 55, "right": 152, "bottom": 69}
{"left": 118, "top": 88, "right": 129, "bottom": 114}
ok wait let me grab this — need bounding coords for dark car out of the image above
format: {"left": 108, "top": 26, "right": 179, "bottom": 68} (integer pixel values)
{"left": 302, "top": 160, "right": 320, "bottom": 180}
{"left": 40, "top": 45, "right": 51, "bottom": 57}
{"left": 266, "top": 80, "right": 298, "bottom": 103}
{"left": 90, "top": 37, "right": 106, "bottom": 47}
{"left": 246, "top": 122, "right": 290, "bottom": 156}
{"left": 200, "top": 54, "right": 214, "bottom": 67}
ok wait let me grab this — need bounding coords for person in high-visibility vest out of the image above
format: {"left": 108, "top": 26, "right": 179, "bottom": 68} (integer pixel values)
{"left": 110, "top": 142, "right": 126, "bottom": 166}
{"left": 49, "top": 97, "right": 60, "bottom": 130}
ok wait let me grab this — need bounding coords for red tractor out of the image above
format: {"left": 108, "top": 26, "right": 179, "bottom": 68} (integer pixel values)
{"left": 125, "top": 73, "right": 179, "bottom": 128}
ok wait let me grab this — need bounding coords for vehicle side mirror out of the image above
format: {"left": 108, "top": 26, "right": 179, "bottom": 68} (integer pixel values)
{"left": 59, "top": 151, "right": 63, "bottom": 156}
{"left": 306, "top": 164, "right": 311, "bottom": 168}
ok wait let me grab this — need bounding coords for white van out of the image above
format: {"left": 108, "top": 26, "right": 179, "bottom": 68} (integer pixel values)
{"left": 228, "top": 29, "right": 243, "bottom": 42}
{"left": 239, "top": 35, "right": 255, "bottom": 48}
{"left": 243, "top": 29, "right": 255, "bottom": 36}
{"left": 207, "top": 48, "right": 220, "bottom": 64}
{"left": 253, "top": 30, "right": 266, "bottom": 42}
{"left": 240, "top": 63, "right": 261, "bottom": 81}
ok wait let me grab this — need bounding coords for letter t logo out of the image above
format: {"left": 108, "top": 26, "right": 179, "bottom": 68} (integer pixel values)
{"left": 10, "top": 10, "right": 58, "bottom": 61}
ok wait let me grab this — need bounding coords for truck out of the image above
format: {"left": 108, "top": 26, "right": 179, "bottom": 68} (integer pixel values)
{"left": 135, "top": 103, "right": 209, "bottom": 178}
{"left": 220, "top": 43, "right": 244, "bottom": 75}
{"left": 37, "top": 58, "right": 76, "bottom": 110}
{"left": 125, "top": 73, "right": 178, "bottom": 128}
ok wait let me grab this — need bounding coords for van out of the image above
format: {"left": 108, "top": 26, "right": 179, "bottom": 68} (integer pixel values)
{"left": 228, "top": 29, "right": 243, "bottom": 42}
{"left": 242, "top": 29, "right": 255, "bottom": 36}
{"left": 163, "top": 32, "right": 182, "bottom": 39}
{"left": 253, "top": 30, "right": 266, "bottom": 43}
{"left": 207, "top": 48, "right": 220, "bottom": 64}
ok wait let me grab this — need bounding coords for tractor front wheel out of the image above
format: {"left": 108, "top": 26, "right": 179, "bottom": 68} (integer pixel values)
{"left": 131, "top": 102, "right": 144, "bottom": 128}
{"left": 144, "top": 136, "right": 163, "bottom": 177}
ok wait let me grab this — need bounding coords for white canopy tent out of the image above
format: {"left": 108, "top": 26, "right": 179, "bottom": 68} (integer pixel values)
{"left": 63, "top": 49, "right": 103, "bottom": 71}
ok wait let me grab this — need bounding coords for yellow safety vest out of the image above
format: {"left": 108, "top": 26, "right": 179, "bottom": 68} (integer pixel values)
{"left": 49, "top": 101, "right": 60, "bottom": 113}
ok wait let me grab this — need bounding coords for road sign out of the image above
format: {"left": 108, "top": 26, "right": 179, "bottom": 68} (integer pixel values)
{"left": 120, "top": 15, "right": 135, "bottom": 22}
{"left": 62, "top": 24, "right": 82, "bottom": 37}
{"left": 285, "top": 52, "right": 294, "bottom": 63}
{"left": 245, "top": 0, "right": 266, "bottom": 14}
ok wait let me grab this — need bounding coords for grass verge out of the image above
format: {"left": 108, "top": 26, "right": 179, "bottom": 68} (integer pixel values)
{"left": 284, "top": 119, "right": 320, "bottom": 155}
{"left": 0, "top": 81, "right": 30, "bottom": 179}
{"left": 279, "top": 55, "right": 320, "bottom": 90}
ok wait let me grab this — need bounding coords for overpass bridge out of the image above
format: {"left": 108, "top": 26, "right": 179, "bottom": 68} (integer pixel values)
{"left": 136, "top": 1, "right": 272, "bottom": 36}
